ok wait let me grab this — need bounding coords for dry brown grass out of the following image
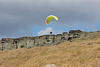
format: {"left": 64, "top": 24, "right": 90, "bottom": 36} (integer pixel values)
{"left": 0, "top": 36, "right": 100, "bottom": 67}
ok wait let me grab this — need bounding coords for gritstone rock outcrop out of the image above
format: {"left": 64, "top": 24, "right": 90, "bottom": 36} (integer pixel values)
{"left": 0, "top": 30, "right": 100, "bottom": 51}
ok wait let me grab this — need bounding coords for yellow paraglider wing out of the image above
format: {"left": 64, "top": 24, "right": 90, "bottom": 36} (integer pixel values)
{"left": 46, "top": 15, "right": 58, "bottom": 25}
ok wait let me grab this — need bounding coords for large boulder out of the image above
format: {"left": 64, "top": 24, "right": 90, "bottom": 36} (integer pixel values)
{"left": 69, "top": 30, "right": 84, "bottom": 38}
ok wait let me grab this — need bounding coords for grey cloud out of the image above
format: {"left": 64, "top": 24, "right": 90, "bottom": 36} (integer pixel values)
{"left": 0, "top": 0, "right": 100, "bottom": 38}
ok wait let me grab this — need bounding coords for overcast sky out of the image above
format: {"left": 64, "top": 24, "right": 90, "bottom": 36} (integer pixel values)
{"left": 0, "top": 0, "right": 100, "bottom": 39}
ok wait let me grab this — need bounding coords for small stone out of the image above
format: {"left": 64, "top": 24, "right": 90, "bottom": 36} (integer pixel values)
{"left": 45, "top": 64, "right": 56, "bottom": 67}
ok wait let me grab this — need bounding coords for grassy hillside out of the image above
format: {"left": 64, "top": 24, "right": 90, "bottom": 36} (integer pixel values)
{"left": 0, "top": 36, "right": 100, "bottom": 67}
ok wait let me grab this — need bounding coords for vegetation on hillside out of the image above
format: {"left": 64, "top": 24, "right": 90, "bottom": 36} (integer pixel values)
{"left": 0, "top": 35, "right": 100, "bottom": 67}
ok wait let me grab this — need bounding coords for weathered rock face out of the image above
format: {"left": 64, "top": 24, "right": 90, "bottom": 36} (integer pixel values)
{"left": 0, "top": 30, "right": 100, "bottom": 51}
{"left": 0, "top": 40, "right": 2, "bottom": 51}
{"left": 54, "top": 34, "right": 62, "bottom": 45}
{"left": 69, "top": 30, "right": 84, "bottom": 38}
{"left": 17, "top": 37, "right": 35, "bottom": 49}
{"left": 1, "top": 38, "right": 16, "bottom": 50}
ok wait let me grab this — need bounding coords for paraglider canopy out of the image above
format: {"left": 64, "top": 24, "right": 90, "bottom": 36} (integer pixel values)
{"left": 46, "top": 15, "right": 58, "bottom": 25}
